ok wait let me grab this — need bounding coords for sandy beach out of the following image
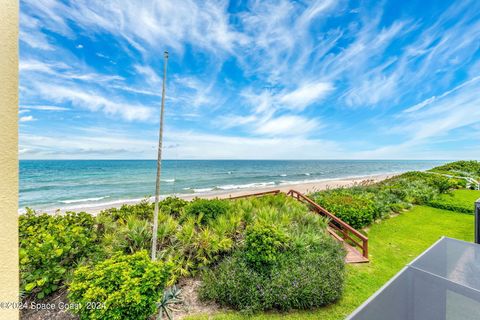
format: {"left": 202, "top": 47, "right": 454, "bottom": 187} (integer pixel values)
{"left": 40, "top": 172, "right": 397, "bottom": 215}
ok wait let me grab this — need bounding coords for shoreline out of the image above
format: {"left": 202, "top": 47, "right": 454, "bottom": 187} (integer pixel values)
{"left": 25, "top": 172, "right": 398, "bottom": 215}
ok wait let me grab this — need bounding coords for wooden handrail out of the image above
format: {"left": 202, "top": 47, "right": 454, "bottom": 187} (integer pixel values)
{"left": 224, "top": 188, "right": 368, "bottom": 260}
{"left": 227, "top": 189, "right": 281, "bottom": 200}
{"left": 287, "top": 189, "right": 368, "bottom": 259}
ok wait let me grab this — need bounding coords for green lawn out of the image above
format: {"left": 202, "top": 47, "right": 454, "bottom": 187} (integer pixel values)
{"left": 186, "top": 206, "right": 474, "bottom": 320}
{"left": 429, "top": 189, "right": 480, "bottom": 214}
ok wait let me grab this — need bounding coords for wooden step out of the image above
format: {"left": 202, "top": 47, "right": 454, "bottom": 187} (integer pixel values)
{"left": 328, "top": 227, "right": 368, "bottom": 263}
{"left": 344, "top": 242, "right": 369, "bottom": 263}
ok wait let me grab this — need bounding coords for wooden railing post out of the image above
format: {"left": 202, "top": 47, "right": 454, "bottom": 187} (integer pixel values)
{"left": 363, "top": 239, "right": 368, "bottom": 258}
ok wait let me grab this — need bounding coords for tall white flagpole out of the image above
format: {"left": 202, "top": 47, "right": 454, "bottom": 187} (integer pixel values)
{"left": 151, "top": 50, "right": 169, "bottom": 261}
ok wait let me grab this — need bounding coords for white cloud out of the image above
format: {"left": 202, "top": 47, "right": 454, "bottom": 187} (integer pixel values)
{"left": 220, "top": 114, "right": 259, "bottom": 128}
{"left": 35, "top": 83, "right": 155, "bottom": 121}
{"left": 238, "top": 0, "right": 339, "bottom": 83}
{"left": 360, "top": 76, "right": 480, "bottom": 158}
{"left": 18, "top": 0, "right": 480, "bottom": 160}
{"left": 19, "top": 12, "right": 54, "bottom": 51}
{"left": 403, "top": 96, "right": 437, "bottom": 114}
{"left": 254, "top": 115, "right": 320, "bottom": 136}
{"left": 134, "top": 65, "right": 162, "bottom": 85}
{"left": 21, "top": 105, "right": 69, "bottom": 111}
{"left": 19, "top": 127, "right": 341, "bottom": 160}
{"left": 20, "top": 59, "right": 67, "bottom": 73}
{"left": 161, "top": 130, "right": 341, "bottom": 160}
{"left": 343, "top": 74, "right": 397, "bottom": 107}
{"left": 22, "top": 0, "right": 247, "bottom": 55}
{"left": 225, "top": 81, "right": 331, "bottom": 138}
{"left": 172, "top": 75, "right": 218, "bottom": 108}
{"left": 20, "top": 115, "right": 36, "bottom": 122}
{"left": 19, "top": 130, "right": 157, "bottom": 159}
{"left": 279, "top": 81, "right": 334, "bottom": 111}
{"left": 109, "top": 84, "right": 162, "bottom": 97}
{"left": 20, "top": 59, "right": 123, "bottom": 82}
{"left": 403, "top": 76, "right": 480, "bottom": 113}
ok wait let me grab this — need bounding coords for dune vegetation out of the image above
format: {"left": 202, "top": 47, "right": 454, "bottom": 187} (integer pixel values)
{"left": 19, "top": 161, "right": 480, "bottom": 319}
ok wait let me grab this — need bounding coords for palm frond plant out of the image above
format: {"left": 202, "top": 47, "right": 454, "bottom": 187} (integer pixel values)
{"left": 157, "top": 285, "right": 183, "bottom": 320}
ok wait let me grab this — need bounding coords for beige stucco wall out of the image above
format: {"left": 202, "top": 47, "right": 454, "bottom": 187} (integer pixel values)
{"left": 0, "top": 0, "right": 19, "bottom": 319}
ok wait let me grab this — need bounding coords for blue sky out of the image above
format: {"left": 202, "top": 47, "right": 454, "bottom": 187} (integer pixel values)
{"left": 19, "top": 0, "right": 480, "bottom": 160}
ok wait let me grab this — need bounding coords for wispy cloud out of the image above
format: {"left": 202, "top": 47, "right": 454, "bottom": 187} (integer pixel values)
{"left": 20, "top": 105, "right": 70, "bottom": 111}
{"left": 172, "top": 75, "right": 219, "bottom": 109}
{"left": 22, "top": 0, "right": 246, "bottom": 55}
{"left": 19, "top": 0, "right": 480, "bottom": 159}
{"left": 20, "top": 115, "right": 36, "bottom": 122}
{"left": 403, "top": 76, "right": 480, "bottom": 113}
{"left": 254, "top": 115, "right": 321, "bottom": 136}
{"left": 19, "top": 130, "right": 157, "bottom": 159}
{"left": 35, "top": 83, "right": 155, "bottom": 121}
{"left": 19, "top": 12, "right": 54, "bottom": 51}
{"left": 20, "top": 59, "right": 124, "bottom": 83}
{"left": 224, "top": 80, "right": 331, "bottom": 137}
{"left": 19, "top": 127, "right": 341, "bottom": 160}
{"left": 161, "top": 130, "right": 342, "bottom": 160}
{"left": 360, "top": 75, "right": 480, "bottom": 158}
{"left": 279, "top": 81, "right": 334, "bottom": 111}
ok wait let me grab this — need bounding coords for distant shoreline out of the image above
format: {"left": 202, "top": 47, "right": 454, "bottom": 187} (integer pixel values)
{"left": 24, "top": 172, "right": 398, "bottom": 215}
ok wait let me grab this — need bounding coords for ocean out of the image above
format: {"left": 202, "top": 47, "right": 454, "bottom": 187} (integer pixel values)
{"left": 20, "top": 160, "right": 447, "bottom": 211}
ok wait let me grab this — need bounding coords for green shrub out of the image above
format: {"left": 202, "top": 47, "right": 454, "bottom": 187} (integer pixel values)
{"left": 95, "top": 215, "right": 152, "bottom": 259}
{"left": 159, "top": 197, "right": 188, "bottom": 217}
{"left": 96, "top": 197, "right": 187, "bottom": 259}
{"left": 184, "top": 198, "right": 230, "bottom": 223}
{"left": 429, "top": 161, "right": 480, "bottom": 180}
{"left": 155, "top": 212, "right": 179, "bottom": 248}
{"left": 200, "top": 239, "right": 344, "bottom": 313}
{"left": 68, "top": 251, "right": 172, "bottom": 320}
{"left": 308, "top": 170, "right": 466, "bottom": 229}
{"left": 266, "top": 249, "right": 344, "bottom": 311}
{"left": 200, "top": 198, "right": 344, "bottom": 313}
{"left": 311, "top": 190, "right": 378, "bottom": 229}
{"left": 388, "top": 171, "right": 465, "bottom": 194}
{"left": 99, "top": 199, "right": 153, "bottom": 222}
{"left": 157, "top": 195, "right": 327, "bottom": 283}
{"left": 119, "top": 217, "right": 152, "bottom": 253}
{"left": 162, "top": 217, "right": 234, "bottom": 283}
{"left": 98, "top": 197, "right": 187, "bottom": 223}
{"left": 392, "top": 180, "right": 436, "bottom": 204}
{"left": 19, "top": 210, "right": 96, "bottom": 299}
{"left": 244, "top": 223, "right": 289, "bottom": 271}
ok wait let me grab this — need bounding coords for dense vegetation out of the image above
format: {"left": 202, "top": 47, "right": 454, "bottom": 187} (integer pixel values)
{"left": 200, "top": 203, "right": 345, "bottom": 313}
{"left": 428, "top": 160, "right": 480, "bottom": 180}
{"left": 19, "top": 161, "right": 479, "bottom": 319}
{"left": 310, "top": 171, "right": 467, "bottom": 228}
{"left": 187, "top": 205, "right": 475, "bottom": 320}
{"left": 200, "top": 233, "right": 344, "bottom": 313}
{"left": 19, "top": 210, "right": 96, "bottom": 299}
{"left": 20, "top": 194, "right": 342, "bottom": 319}
{"left": 68, "top": 251, "right": 171, "bottom": 320}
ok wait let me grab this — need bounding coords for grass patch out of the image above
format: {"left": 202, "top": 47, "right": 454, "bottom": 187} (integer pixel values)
{"left": 429, "top": 189, "right": 480, "bottom": 214}
{"left": 185, "top": 206, "right": 474, "bottom": 320}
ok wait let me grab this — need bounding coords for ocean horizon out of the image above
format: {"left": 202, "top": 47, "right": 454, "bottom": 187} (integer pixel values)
{"left": 20, "top": 159, "right": 448, "bottom": 211}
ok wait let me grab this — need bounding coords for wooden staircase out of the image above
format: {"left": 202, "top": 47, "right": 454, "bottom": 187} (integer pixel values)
{"left": 228, "top": 189, "right": 369, "bottom": 263}
{"left": 287, "top": 190, "right": 368, "bottom": 263}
